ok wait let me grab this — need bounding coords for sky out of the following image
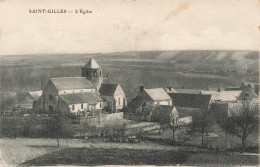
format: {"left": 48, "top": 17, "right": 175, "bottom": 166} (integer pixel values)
{"left": 0, "top": 0, "right": 259, "bottom": 56}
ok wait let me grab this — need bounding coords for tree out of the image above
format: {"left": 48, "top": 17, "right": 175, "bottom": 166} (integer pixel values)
{"left": 142, "top": 102, "right": 156, "bottom": 121}
{"left": 190, "top": 106, "right": 213, "bottom": 146}
{"left": 151, "top": 106, "right": 179, "bottom": 141}
{"left": 222, "top": 101, "right": 259, "bottom": 152}
{"left": 47, "top": 113, "right": 73, "bottom": 147}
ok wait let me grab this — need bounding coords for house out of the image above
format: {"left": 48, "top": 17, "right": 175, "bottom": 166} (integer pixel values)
{"left": 166, "top": 88, "right": 212, "bottom": 109}
{"left": 128, "top": 86, "right": 172, "bottom": 109}
{"left": 34, "top": 58, "right": 127, "bottom": 115}
{"left": 201, "top": 87, "right": 258, "bottom": 103}
{"left": 241, "top": 81, "right": 259, "bottom": 95}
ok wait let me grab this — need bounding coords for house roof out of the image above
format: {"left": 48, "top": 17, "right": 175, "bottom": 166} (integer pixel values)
{"left": 214, "top": 91, "right": 242, "bottom": 102}
{"left": 128, "top": 95, "right": 146, "bottom": 109}
{"left": 102, "top": 96, "right": 115, "bottom": 102}
{"left": 29, "top": 91, "right": 42, "bottom": 99}
{"left": 83, "top": 58, "right": 101, "bottom": 69}
{"left": 50, "top": 77, "right": 96, "bottom": 90}
{"left": 169, "top": 93, "right": 212, "bottom": 108}
{"left": 60, "top": 92, "right": 103, "bottom": 105}
{"left": 171, "top": 89, "right": 201, "bottom": 94}
{"left": 99, "top": 83, "right": 118, "bottom": 96}
{"left": 125, "top": 90, "right": 140, "bottom": 104}
{"left": 144, "top": 88, "right": 171, "bottom": 101}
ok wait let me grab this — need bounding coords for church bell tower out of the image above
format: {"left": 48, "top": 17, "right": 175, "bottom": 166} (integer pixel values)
{"left": 82, "top": 58, "right": 103, "bottom": 90}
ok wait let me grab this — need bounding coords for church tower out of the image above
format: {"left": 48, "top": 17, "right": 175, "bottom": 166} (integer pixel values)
{"left": 82, "top": 58, "right": 103, "bottom": 90}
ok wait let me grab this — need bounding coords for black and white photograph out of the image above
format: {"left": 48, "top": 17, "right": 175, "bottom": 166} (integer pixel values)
{"left": 0, "top": 0, "right": 259, "bottom": 166}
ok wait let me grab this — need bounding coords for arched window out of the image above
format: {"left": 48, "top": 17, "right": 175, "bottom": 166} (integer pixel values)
{"left": 100, "top": 103, "right": 102, "bottom": 108}
{"left": 118, "top": 98, "right": 120, "bottom": 105}
{"left": 72, "top": 105, "right": 75, "bottom": 110}
{"left": 81, "top": 104, "right": 83, "bottom": 109}
{"left": 100, "top": 71, "right": 102, "bottom": 75}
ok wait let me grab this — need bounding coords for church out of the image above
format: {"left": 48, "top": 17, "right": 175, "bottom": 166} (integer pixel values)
{"left": 33, "top": 58, "right": 127, "bottom": 115}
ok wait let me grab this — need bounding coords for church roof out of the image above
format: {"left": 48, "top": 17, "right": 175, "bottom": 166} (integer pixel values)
{"left": 99, "top": 83, "right": 118, "bottom": 96}
{"left": 60, "top": 92, "right": 103, "bottom": 105}
{"left": 103, "top": 76, "right": 114, "bottom": 84}
{"left": 83, "top": 58, "right": 101, "bottom": 69}
{"left": 50, "top": 77, "right": 96, "bottom": 90}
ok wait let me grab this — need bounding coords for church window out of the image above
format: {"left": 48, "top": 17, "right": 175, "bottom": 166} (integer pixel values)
{"left": 81, "top": 104, "right": 83, "bottom": 109}
{"left": 100, "top": 71, "right": 102, "bottom": 75}
{"left": 118, "top": 98, "right": 120, "bottom": 105}
{"left": 72, "top": 105, "right": 75, "bottom": 110}
{"left": 100, "top": 103, "right": 102, "bottom": 108}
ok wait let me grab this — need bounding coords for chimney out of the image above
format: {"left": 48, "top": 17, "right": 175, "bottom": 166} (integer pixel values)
{"left": 140, "top": 86, "right": 144, "bottom": 92}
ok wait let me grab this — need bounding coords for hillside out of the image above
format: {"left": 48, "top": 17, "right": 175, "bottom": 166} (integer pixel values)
{"left": 0, "top": 50, "right": 259, "bottom": 92}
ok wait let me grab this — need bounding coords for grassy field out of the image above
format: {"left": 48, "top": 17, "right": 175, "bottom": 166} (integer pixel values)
{"left": 0, "top": 138, "right": 258, "bottom": 166}
{"left": 144, "top": 124, "right": 259, "bottom": 150}
{"left": 21, "top": 147, "right": 259, "bottom": 166}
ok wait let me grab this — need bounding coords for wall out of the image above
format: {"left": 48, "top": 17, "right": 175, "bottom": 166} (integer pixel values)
{"left": 68, "top": 102, "right": 103, "bottom": 113}
{"left": 43, "top": 81, "right": 59, "bottom": 113}
{"left": 153, "top": 100, "right": 172, "bottom": 106}
{"left": 58, "top": 89, "right": 96, "bottom": 95}
{"left": 114, "top": 95, "right": 126, "bottom": 110}
{"left": 80, "top": 112, "right": 124, "bottom": 126}
{"left": 123, "top": 112, "right": 150, "bottom": 122}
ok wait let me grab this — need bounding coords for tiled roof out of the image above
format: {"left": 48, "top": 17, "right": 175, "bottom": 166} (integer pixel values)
{"left": 144, "top": 88, "right": 171, "bottom": 101}
{"left": 60, "top": 92, "right": 103, "bottom": 105}
{"left": 99, "top": 83, "right": 118, "bottom": 96}
{"left": 128, "top": 95, "right": 146, "bottom": 109}
{"left": 83, "top": 58, "right": 101, "bottom": 69}
{"left": 51, "top": 77, "right": 96, "bottom": 90}
{"left": 125, "top": 90, "right": 140, "bottom": 104}
{"left": 215, "top": 91, "right": 242, "bottom": 102}
{"left": 169, "top": 93, "right": 212, "bottom": 108}
{"left": 102, "top": 76, "right": 114, "bottom": 84}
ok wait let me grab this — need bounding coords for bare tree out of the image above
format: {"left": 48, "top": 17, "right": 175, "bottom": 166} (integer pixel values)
{"left": 190, "top": 106, "right": 213, "bottom": 146}
{"left": 151, "top": 106, "right": 179, "bottom": 141}
{"left": 223, "top": 101, "right": 259, "bottom": 151}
